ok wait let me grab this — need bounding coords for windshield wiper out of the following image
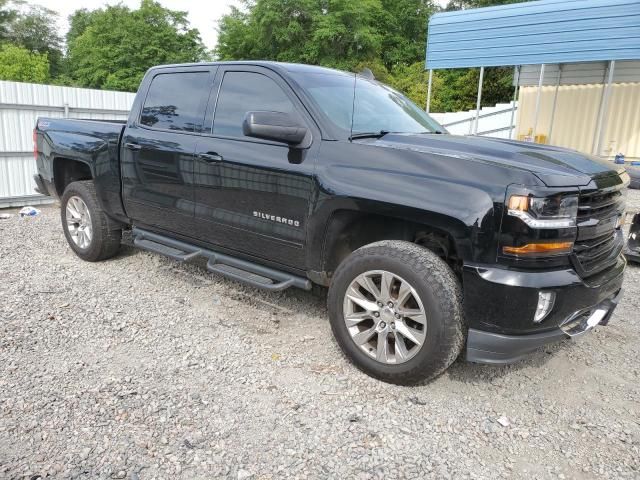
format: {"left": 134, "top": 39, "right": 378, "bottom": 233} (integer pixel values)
{"left": 349, "top": 130, "right": 391, "bottom": 141}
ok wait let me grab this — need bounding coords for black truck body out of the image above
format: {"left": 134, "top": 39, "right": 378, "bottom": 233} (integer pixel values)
{"left": 34, "top": 62, "right": 628, "bottom": 381}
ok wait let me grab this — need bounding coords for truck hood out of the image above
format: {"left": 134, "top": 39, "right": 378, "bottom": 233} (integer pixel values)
{"left": 371, "top": 133, "right": 624, "bottom": 187}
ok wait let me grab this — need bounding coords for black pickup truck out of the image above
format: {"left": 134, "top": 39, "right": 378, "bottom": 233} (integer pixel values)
{"left": 34, "top": 61, "right": 628, "bottom": 384}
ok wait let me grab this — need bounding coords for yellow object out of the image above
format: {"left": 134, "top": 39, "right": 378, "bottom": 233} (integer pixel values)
{"left": 517, "top": 128, "right": 547, "bottom": 144}
{"left": 503, "top": 242, "right": 574, "bottom": 256}
{"left": 507, "top": 195, "right": 529, "bottom": 211}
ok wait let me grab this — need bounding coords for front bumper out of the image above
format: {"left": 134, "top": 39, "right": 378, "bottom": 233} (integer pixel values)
{"left": 463, "top": 257, "right": 625, "bottom": 364}
{"left": 466, "top": 288, "right": 623, "bottom": 364}
{"left": 624, "top": 213, "right": 640, "bottom": 263}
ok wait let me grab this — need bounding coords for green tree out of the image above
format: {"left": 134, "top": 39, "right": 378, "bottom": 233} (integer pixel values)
{"left": 431, "top": 67, "right": 514, "bottom": 112}
{"left": 0, "top": 43, "right": 49, "bottom": 82}
{"left": 216, "top": 0, "right": 387, "bottom": 70}
{"left": 7, "top": 4, "right": 63, "bottom": 77}
{"left": 0, "top": 0, "right": 18, "bottom": 42}
{"left": 215, "top": 0, "right": 519, "bottom": 112}
{"left": 216, "top": 0, "right": 316, "bottom": 63}
{"left": 378, "top": 0, "right": 437, "bottom": 69}
{"left": 67, "top": 0, "right": 207, "bottom": 91}
{"left": 387, "top": 61, "right": 432, "bottom": 110}
{"left": 216, "top": 0, "right": 437, "bottom": 72}
{"left": 310, "top": 0, "right": 385, "bottom": 68}
{"left": 66, "top": 8, "right": 94, "bottom": 46}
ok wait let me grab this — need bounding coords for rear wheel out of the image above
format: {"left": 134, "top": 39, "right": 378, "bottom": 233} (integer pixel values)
{"left": 327, "top": 240, "right": 464, "bottom": 385}
{"left": 61, "top": 181, "right": 121, "bottom": 261}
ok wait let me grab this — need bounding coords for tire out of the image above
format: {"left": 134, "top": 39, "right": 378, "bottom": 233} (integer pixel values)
{"left": 61, "top": 180, "right": 122, "bottom": 262}
{"left": 327, "top": 240, "right": 465, "bottom": 385}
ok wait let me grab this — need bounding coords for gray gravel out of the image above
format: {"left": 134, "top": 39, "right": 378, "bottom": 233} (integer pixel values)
{"left": 1, "top": 193, "right": 639, "bottom": 480}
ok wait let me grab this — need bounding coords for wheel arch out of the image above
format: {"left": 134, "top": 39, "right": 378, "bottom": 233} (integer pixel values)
{"left": 309, "top": 203, "right": 474, "bottom": 286}
{"left": 53, "top": 156, "right": 94, "bottom": 197}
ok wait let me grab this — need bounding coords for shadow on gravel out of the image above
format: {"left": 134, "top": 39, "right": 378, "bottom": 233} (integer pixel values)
{"left": 110, "top": 244, "right": 139, "bottom": 260}
{"left": 123, "top": 245, "right": 329, "bottom": 316}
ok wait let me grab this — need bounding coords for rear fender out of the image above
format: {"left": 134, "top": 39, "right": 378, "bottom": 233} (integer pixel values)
{"left": 42, "top": 129, "right": 127, "bottom": 220}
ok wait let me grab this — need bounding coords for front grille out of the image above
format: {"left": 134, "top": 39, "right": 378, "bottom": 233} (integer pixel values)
{"left": 576, "top": 189, "right": 624, "bottom": 223}
{"left": 573, "top": 232, "right": 619, "bottom": 274}
{"left": 573, "top": 184, "right": 625, "bottom": 277}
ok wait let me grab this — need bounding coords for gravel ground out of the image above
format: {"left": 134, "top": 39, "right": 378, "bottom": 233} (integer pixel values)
{"left": 1, "top": 193, "right": 639, "bottom": 480}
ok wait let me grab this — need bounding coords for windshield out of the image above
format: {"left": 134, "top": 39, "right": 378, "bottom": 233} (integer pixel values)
{"left": 292, "top": 71, "right": 444, "bottom": 137}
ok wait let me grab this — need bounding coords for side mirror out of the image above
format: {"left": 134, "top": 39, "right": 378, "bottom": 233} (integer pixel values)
{"left": 242, "top": 111, "right": 308, "bottom": 146}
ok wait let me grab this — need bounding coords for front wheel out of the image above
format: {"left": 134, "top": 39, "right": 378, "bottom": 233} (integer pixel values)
{"left": 61, "top": 181, "right": 121, "bottom": 262}
{"left": 327, "top": 240, "right": 465, "bottom": 385}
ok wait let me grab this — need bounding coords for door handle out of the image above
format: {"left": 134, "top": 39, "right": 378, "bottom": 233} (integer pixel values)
{"left": 124, "top": 142, "right": 142, "bottom": 151}
{"left": 197, "top": 152, "right": 223, "bottom": 163}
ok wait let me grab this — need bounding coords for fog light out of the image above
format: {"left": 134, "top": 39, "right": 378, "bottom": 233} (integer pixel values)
{"left": 534, "top": 291, "right": 556, "bottom": 323}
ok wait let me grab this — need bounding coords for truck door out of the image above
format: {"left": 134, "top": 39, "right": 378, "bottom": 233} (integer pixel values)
{"left": 121, "top": 67, "right": 215, "bottom": 234}
{"left": 192, "top": 65, "right": 319, "bottom": 269}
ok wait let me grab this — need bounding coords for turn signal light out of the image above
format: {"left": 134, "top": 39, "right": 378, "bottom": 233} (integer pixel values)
{"left": 507, "top": 195, "right": 529, "bottom": 211}
{"left": 503, "top": 242, "right": 573, "bottom": 256}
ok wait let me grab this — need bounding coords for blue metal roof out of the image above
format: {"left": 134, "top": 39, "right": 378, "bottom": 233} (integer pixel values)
{"left": 426, "top": 0, "right": 640, "bottom": 69}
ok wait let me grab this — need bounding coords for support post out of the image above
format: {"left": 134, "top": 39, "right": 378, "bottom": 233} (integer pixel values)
{"left": 63, "top": 103, "right": 69, "bottom": 118}
{"left": 473, "top": 66, "right": 484, "bottom": 135}
{"left": 547, "top": 64, "right": 563, "bottom": 143}
{"left": 426, "top": 69, "right": 433, "bottom": 113}
{"left": 593, "top": 60, "right": 615, "bottom": 157}
{"left": 531, "top": 63, "right": 545, "bottom": 142}
{"left": 509, "top": 66, "right": 520, "bottom": 139}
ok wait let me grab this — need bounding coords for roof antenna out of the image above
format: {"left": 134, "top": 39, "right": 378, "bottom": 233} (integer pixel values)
{"left": 359, "top": 68, "right": 375, "bottom": 80}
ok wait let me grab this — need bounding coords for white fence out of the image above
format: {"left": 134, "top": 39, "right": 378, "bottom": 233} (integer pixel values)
{"left": 431, "top": 101, "right": 518, "bottom": 139}
{"left": 0, "top": 80, "right": 135, "bottom": 208}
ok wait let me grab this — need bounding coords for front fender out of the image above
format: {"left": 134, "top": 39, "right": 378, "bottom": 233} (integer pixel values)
{"left": 307, "top": 141, "right": 510, "bottom": 273}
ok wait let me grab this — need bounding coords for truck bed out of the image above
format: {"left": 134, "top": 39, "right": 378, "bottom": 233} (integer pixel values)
{"left": 36, "top": 117, "right": 126, "bottom": 147}
{"left": 34, "top": 117, "right": 127, "bottom": 220}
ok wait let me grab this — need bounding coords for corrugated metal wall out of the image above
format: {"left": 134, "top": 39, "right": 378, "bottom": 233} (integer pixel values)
{"left": 426, "top": 0, "right": 640, "bottom": 69}
{"left": 0, "top": 80, "right": 135, "bottom": 208}
{"left": 518, "top": 61, "right": 640, "bottom": 86}
{"left": 516, "top": 82, "right": 640, "bottom": 160}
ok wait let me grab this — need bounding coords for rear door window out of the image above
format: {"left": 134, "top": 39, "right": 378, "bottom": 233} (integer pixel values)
{"left": 140, "top": 72, "right": 210, "bottom": 132}
{"left": 213, "top": 71, "right": 296, "bottom": 138}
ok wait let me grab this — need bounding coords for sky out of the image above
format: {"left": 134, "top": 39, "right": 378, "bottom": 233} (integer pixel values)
{"left": 28, "top": 0, "right": 449, "bottom": 51}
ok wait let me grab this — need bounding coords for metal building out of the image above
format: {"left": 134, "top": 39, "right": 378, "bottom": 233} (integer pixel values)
{"left": 516, "top": 62, "right": 640, "bottom": 160}
{"left": 425, "top": 0, "right": 640, "bottom": 160}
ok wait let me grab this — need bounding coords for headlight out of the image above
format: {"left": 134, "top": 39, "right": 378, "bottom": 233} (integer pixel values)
{"left": 501, "top": 190, "right": 578, "bottom": 259}
{"left": 507, "top": 194, "right": 578, "bottom": 229}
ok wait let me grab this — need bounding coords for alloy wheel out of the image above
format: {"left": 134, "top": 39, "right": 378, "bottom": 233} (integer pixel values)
{"left": 66, "top": 195, "right": 93, "bottom": 249}
{"left": 343, "top": 270, "right": 427, "bottom": 364}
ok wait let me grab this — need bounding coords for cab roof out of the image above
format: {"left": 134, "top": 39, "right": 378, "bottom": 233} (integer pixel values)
{"left": 147, "top": 61, "right": 351, "bottom": 77}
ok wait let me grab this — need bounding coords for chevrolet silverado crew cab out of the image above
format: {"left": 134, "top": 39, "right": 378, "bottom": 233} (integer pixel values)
{"left": 34, "top": 62, "right": 628, "bottom": 384}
